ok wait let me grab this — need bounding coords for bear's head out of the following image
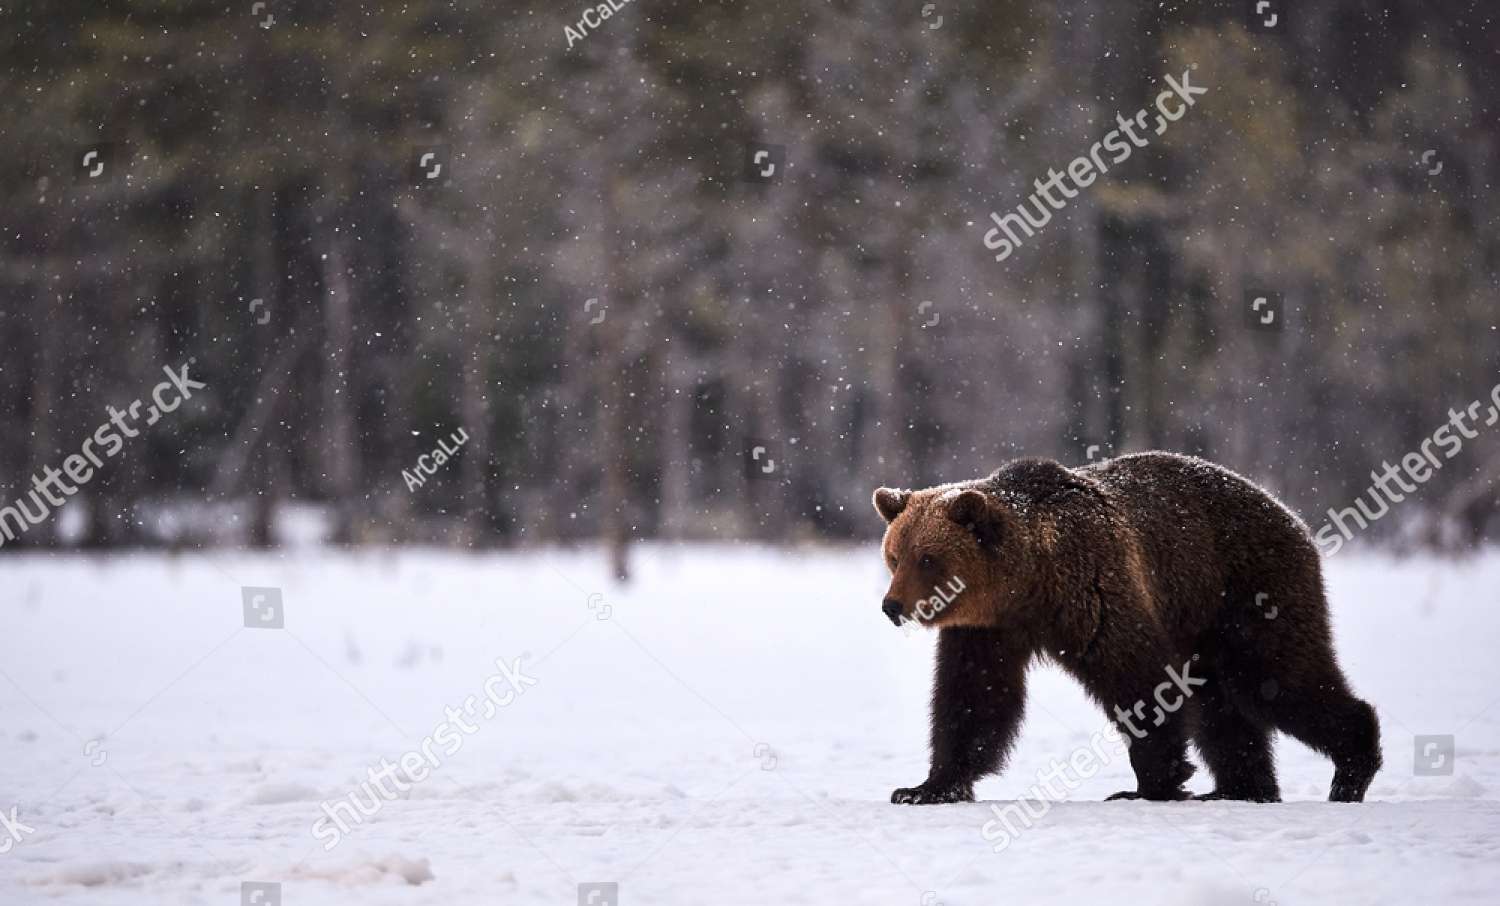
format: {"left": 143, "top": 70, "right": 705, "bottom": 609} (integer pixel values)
{"left": 873, "top": 484, "right": 1025, "bottom": 630}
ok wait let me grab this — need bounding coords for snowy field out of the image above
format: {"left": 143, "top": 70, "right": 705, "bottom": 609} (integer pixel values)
{"left": 2, "top": 545, "right": 1498, "bottom": 905}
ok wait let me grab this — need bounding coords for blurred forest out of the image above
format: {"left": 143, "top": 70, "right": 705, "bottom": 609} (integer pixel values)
{"left": 1, "top": 0, "right": 1497, "bottom": 569}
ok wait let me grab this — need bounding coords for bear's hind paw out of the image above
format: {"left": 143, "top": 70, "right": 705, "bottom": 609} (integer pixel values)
{"left": 891, "top": 782, "right": 974, "bottom": 805}
{"left": 1193, "top": 788, "right": 1281, "bottom": 803}
{"left": 1105, "top": 787, "right": 1192, "bottom": 802}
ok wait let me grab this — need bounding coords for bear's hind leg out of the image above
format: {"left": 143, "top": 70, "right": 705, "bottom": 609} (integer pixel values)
{"left": 1266, "top": 685, "right": 1381, "bottom": 803}
{"left": 1231, "top": 533, "right": 1381, "bottom": 801}
{"left": 1244, "top": 576, "right": 1381, "bottom": 802}
{"left": 1192, "top": 680, "right": 1280, "bottom": 802}
{"left": 1079, "top": 642, "right": 1195, "bottom": 801}
{"left": 1103, "top": 725, "right": 1195, "bottom": 801}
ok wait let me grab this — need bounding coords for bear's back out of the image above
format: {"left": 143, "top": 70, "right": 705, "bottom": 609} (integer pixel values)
{"left": 1063, "top": 452, "right": 1317, "bottom": 643}
{"left": 1082, "top": 452, "right": 1310, "bottom": 540}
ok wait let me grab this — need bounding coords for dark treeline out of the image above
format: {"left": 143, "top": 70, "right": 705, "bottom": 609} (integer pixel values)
{"left": 1, "top": 0, "right": 1497, "bottom": 568}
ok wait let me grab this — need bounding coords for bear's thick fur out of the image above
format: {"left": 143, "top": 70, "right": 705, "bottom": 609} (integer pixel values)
{"left": 874, "top": 451, "right": 1381, "bottom": 804}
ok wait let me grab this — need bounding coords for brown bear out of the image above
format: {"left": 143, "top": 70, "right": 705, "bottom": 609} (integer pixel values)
{"left": 874, "top": 451, "right": 1381, "bottom": 804}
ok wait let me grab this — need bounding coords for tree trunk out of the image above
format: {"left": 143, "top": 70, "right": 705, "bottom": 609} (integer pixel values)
{"left": 599, "top": 174, "right": 631, "bottom": 581}
{"left": 247, "top": 187, "right": 279, "bottom": 548}
{"left": 24, "top": 286, "right": 61, "bottom": 547}
{"left": 321, "top": 228, "right": 359, "bottom": 544}
{"left": 658, "top": 348, "right": 694, "bottom": 539}
{"left": 457, "top": 261, "right": 493, "bottom": 547}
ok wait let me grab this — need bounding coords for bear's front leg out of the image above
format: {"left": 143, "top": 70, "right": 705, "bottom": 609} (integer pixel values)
{"left": 892, "top": 627, "right": 1028, "bottom": 805}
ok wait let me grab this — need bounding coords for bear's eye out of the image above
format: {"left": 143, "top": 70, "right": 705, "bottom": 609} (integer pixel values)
{"left": 887, "top": 555, "right": 898, "bottom": 571}
{"left": 918, "top": 554, "right": 938, "bottom": 572}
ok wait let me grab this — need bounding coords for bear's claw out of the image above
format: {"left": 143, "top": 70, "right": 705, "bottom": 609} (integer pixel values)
{"left": 891, "top": 782, "right": 974, "bottom": 805}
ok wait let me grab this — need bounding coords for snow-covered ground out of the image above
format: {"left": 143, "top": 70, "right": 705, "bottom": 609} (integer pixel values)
{"left": 2, "top": 545, "right": 1497, "bottom": 905}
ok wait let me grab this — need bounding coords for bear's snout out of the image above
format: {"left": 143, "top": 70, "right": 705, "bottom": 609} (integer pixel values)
{"left": 882, "top": 598, "right": 905, "bottom": 626}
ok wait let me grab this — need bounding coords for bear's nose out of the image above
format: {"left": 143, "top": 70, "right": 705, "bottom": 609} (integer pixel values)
{"left": 882, "top": 598, "right": 905, "bottom": 626}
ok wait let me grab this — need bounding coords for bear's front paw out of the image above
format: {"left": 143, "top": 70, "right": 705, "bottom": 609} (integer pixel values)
{"left": 891, "top": 782, "right": 973, "bottom": 805}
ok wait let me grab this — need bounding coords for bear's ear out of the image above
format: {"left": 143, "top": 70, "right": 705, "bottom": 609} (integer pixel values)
{"left": 873, "top": 487, "right": 910, "bottom": 523}
{"left": 946, "top": 490, "right": 1004, "bottom": 549}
